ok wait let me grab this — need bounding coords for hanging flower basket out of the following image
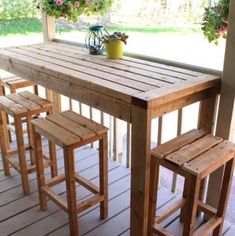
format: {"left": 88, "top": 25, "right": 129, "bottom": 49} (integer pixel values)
{"left": 40, "top": 0, "right": 113, "bottom": 23}
{"left": 201, "top": 0, "right": 230, "bottom": 45}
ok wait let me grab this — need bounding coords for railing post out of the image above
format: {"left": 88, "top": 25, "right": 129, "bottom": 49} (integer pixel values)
{"left": 206, "top": 0, "right": 235, "bottom": 210}
{"left": 41, "top": 9, "right": 60, "bottom": 111}
{"left": 41, "top": 12, "right": 55, "bottom": 42}
{"left": 171, "top": 109, "right": 183, "bottom": 193}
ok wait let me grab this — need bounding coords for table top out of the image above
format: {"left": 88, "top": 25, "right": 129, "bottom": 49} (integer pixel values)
{"left": 0, "top": 42, "right": 220, "bottom": 110}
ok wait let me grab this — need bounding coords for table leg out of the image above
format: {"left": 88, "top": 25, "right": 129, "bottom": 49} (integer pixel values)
{"left": 52, "top": 91, "right": 61, "bottom": 113}
{"left": 0, "top": 83, "right": 3, "bottom": 96}
{"left": 130, "top": 105, "right": 152, "bottom": 236}
{"left": 198, "top": 94, "right": 221, "bottom": 213}
{"left": 198, "top": 93, "right": 217, "bottom": 134}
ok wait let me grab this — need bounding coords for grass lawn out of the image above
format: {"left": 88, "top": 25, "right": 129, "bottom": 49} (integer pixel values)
{"left": 0, "top": 18, "right": 42, "bottom": 36}
{"left": 0, "top": 18, "right": 202, "bottom": 37}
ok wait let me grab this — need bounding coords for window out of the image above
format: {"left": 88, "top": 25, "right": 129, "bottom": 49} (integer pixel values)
{"left": 55, "top": 0, "right": 226, "bottom": 70}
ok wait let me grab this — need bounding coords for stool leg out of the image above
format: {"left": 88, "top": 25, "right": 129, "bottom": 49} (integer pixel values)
{"left": 180, "top": 177, "right": 202, "bottom": 222}
{"left": 10, "top": 86, "right": 16, "bottom": 94}
{"left": 26, "top": 116, "right": 34, "bottom": 165}
{"left": 99, "top": 134, "right": 108, "bottom": 220}
{"left": 15, "top": 116, "right": 30, "bottom": 195}
{"left": 197, "top": 178, "right": 206, "bottom": 217}
{"left": 180, "top": 178, "right": 189, "bottom": 222}
{"left": 46, "top": 108, "right": 57, "bottom": 177}
{"left": 212, "top": 158, "right": 235, "bottom": 236}
{"left": 2, "top": 86, "right": 13, "bottom": 143}
{"left": 33, "top": 85, "right": 39, "bottom": 95}
{"left": 52, "top": 92, "right": 61, "bottom": 113}
{"left": 45, "top": 89, "right": 52, "bottom": 102}
{"left": 183, "top": 175, "right": 201, "bottom": 236}
{"left": 148, "top": 157, "right": 160, "bottom": 236}
{"left": 6, "top": 114, "right": 12, "bottom": 143}
{"left": 33, "top": 128, "right": 48, "bottom": 210}
{"left": 64, "top": 147, "right": 78, "bottom": 236}
{"left": 0, "top": 83, "right": 3, "bottom": 96}
{"left": 0, "top": 111, "right": 11, "bottom": 176}
{"left": 9, "top": 86, "right": 17, "bottom": 143}
{"left": 49, "top": 141, "right": 57, "bottom": 177}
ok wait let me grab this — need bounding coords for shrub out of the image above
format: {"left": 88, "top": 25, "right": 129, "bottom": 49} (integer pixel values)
{"left": 201, "top": 0, "right": 230, "bottom": 44}
{"left": 41, "top": 0, "right": 113, "bottom": 23}
{"left": 0, "top": 0, "right": 40, "bottom": 20}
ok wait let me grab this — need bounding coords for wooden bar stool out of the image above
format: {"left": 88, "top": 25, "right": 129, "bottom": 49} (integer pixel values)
{"left": 0, "top": 74, "right": 38, "bottom": 95}
{"left": 32, "top": 110, "right": 109, "bottom": 236}
{"left": 148, "top": 129, "right": 235, "bottom": 236}
{"left": 0, "top": 91, "right": 57, "bottom": 195}
{"left": 0, "top": 72, "right": 39, "bottom": 142}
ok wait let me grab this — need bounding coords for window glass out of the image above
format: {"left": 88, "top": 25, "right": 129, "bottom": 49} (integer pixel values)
{"left": 55, "top": 0, "right": 226, "bottom": 70}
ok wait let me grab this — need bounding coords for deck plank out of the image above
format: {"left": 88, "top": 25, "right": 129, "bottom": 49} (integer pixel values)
{"left": 224, "top": 226, "right": 235, "bottom": 236}
{"left": 7, "top": 167, "right": 130, "bottom": 236}
{"left": 48, "top": 187, "right": 174, "bottom": 236}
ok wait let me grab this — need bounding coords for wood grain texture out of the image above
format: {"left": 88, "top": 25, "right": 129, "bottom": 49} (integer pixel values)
{"left": 130, "top": 105, "right": 152, "bottom": 236}
{"left": 0, "top": 43, "right": 220, "bottom": 109}
{"left": 166, "top": 134, "right": 222, "bottom": 166}
{"left": 151, "top": 129, "right": 207, "bottom": 159}
{"left": 183, "top": 141, "right": 235, "bottom": 178}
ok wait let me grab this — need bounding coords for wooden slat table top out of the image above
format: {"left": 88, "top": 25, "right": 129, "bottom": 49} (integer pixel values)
{"left": 0, "top": 42, "right": 220, "bottom": 109}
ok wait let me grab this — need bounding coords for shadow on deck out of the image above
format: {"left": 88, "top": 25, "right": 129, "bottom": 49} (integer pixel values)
{"left": 0, "top": 141, "right": 234, "bottom": 236}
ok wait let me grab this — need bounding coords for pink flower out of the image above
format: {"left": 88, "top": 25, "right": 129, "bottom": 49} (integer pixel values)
{"left": 85, "top": 0, "right": 90, "bottom": 5}
{"left": 74, "top": 1, "right": 80, "bottom": 8}
{"left": 56, "top": 0, "right": 63, "bottom": 7}
{"left": 216, "top": 28, "right": 228, "bottom": 35}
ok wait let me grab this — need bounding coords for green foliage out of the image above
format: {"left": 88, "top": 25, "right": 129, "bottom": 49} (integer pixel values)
{"left": 0, "top": 0, "right": 40, "bottom": 20}
{"left": 201, "top": 0, "right": 230, "bottom": 45}
{"left": 102, "top": 32, "right": 128, "bottom": 44}
{"left": 0, "top": 18, "right": 42, "bottom": 36}
{"left": 106, "top": 26, "right": 201, "bottom": 35}
{"left": 41, "top": 0, "right": 113, "bottom": 23}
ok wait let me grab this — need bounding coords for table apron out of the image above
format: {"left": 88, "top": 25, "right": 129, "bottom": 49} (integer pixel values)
{"left": 150, "top": 87, "right": 218, "bottom": 119}
{"left": 0, "top": 61, "right": 132, "bottom": 122}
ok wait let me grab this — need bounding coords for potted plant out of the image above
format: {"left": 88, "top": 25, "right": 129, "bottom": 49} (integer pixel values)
{"left": 102, "top": 32, "right": 128, "bottom": 59}
{"left": 201, "top": 0, "right": 230, "bottom": 45}
{"left": 40, "top": 0, "right": 113, "bottom": 23}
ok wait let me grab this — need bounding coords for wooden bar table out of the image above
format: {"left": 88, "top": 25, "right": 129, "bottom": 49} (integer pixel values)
{"left": 0, "top": 42, "right": 220, "bottom": 236}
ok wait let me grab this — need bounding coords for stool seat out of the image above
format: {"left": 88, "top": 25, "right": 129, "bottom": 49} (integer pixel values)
{"left": 33, "top": 110, "right": 108, "bottom": 147}
{"left": 152, "top": 129, "right": 235, "bottom": 178}
{"left": 0, "top": 75, "right": 35, "bottom": 90}
{"left": 0, "top": 72, "right": 39, "bottom": 143}
{"left": 149, "top": 129, "right": 235, "bottom": 236}
{"left": 0, "top": 91, "right": 52, "bottom": 117}
{"left": 32, "top": 110, "right": 109, "bottom": 235}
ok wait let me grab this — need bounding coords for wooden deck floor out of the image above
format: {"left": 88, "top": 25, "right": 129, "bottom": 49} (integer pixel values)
{"left": 0, "top": 141, "right": 235, "bottom": 236}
